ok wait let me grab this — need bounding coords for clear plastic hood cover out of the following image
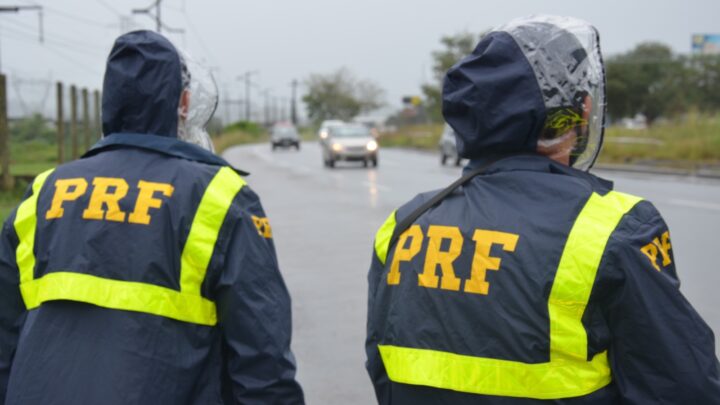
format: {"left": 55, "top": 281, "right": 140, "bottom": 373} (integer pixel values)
{"left": 178, "top": 50, "right": 218, "bottom": 152}
{"left": 496, "top": 15, "right": 605, "bottom": 170}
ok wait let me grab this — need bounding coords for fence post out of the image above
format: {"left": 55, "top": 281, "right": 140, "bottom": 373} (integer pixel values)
{"left": 0, "top": 74, "right": 12, "bottom": 191}
{"left": 94, "top": 89, "right": 101, "bottom": 139}
{"left": 82, "top": 88, "right": 89, "bottom": 151}
{"left": 56, "top": 82, "right": 64, "bottom": 164}
{"left": 70, "top": 85, "right": 78, "bottom": 160}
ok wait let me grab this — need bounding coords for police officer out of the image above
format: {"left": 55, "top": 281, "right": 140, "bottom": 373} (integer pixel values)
{"left": 0, "top": 30, "right": 304, "bottom": 404}
{"left": 366, "top": 15, "right": 720, "bottom": 404}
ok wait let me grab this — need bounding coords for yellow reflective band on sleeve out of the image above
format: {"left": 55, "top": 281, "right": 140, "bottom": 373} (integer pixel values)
{"left": 374, "top": 210, "right": 397, "bottom": 265}
{"left": 14, "top": 169, "right": 55, "bottom": 284}
{"left": 180, "top": 167, "right": 246, "bottom": 295}
{"left": 549, "top": 191, "right": 642, "bottom": 362}
{"left": 379, "top": 190, "right": 642, "bottom": 399}
{"left": 21, "top": 271, "right": 217, "bottom": 325}
{"left": 379, "top": 345, "right": 611, "bottom": 399}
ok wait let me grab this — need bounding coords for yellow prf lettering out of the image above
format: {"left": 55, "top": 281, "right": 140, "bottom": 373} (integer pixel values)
{"left": 251, "top": 215, "right": 273, "bottom": 238}
{"left": 640, "top": 243, "right": 661, "bottom": 271}
{"left": 82, "top": 177, "right": 129, "bottom": 222}
{"left": 641, "top": 230, "right": 672, "bottom": 271}
{"left": 653, "top": 231, "right": 672, "bottom": 266}
{"left": 464, "top": 230, "right": 519, "bottom": 295}
{"left": 418, "top": 225, "right": 463, "bottom": 291}
{"left": 128, "top": 180, "right": 174, "bottom": 225}
{"left": 387, "top": 225, "right": 423, "bottom": 285}
{"left": 46, "top": 178, "right": 88, "bottom": 219}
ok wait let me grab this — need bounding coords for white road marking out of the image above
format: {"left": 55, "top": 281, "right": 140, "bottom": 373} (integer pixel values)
{"left": 667, "top": 199, "right": 720, "bottom": 212}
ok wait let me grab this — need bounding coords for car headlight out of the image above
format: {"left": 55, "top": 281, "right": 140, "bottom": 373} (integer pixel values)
{"left": 319, "top": 130, "right": 328, "bottom": 139}
{"left": 332, "top": 143, "right": 343, "bottom": 152}
{"left": 366, "top": 140, "right": 378, "bottom": 151}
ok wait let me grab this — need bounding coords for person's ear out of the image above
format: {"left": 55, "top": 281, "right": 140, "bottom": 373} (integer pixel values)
{"left": 179, "top": 90, "right": 190, "bottom": 121}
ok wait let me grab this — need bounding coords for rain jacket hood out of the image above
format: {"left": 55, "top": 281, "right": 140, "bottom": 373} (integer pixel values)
{"left": 442, "top": 16, "right": 606, "bottom": 170}
{"left": 102, "top": 30, "right": 183, "bottom": 138}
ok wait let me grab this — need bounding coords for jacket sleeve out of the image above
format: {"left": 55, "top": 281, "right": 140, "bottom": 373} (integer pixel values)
{"left": 214, "top": 186, "right": 304, "bottom": 405}
{"left": 597, "top": 201, "right": 720, "bottom": 404}
{"left": 366, "top": 210, "right": 398, "bottom": 403}
{"left": 0, "top": 209, "right": 27, "bottom": 400}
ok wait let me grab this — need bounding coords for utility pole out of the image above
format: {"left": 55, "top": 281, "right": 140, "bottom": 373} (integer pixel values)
{"left": 82, "top": 88, "right": 90, "bottom": 151}
{"left": 70, "top": 85, "right": 78, "bottom": 160}
{"left": 290, "top": 79, "right": 299, "bottom": 125}
{"left": 280, "top": 97, "right": 288, "bottom": 122}
{"left": 237, "top": 71, "right": 258, "bottom": 122}
{"left": 56, "top": 82, "right": 64, "bottom": 164}
{"left": 261, "top": 89, "right": 272, "bottom": 127}
{"left": 0, "top": 5, "right": 43, "bottom": 72}
{"left": 93, "top": 90, "right": 101, "bottom": 139}
{"left": 132, "top": 0, "right": 161, "bottom": 32}
{"left": 222, "top": 98, "right": 244, "bottom": 125}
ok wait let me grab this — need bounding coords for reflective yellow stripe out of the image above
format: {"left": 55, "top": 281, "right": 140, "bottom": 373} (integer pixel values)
{"left": 21, "top": 272, "right": 217, "bottom": 325}
{"left": 379, "top": 345, "right": 611, "bottom": 399}
{"left": 549, "top": 191, "right": 642, "bottom": 362}
{"left": 180, "top": 167, "right": 245, "bottom": 295}
{"left": 16, "top": 166, "right": 245, "bottom": 326}
{"left": 380, "top": 191, "right": 642, "bottom": 399}
{"left": 374, "top": 210, "right": 397, "bottom": 265}
{"left": 14, "top": 169, "right": 55, "bottom": 284}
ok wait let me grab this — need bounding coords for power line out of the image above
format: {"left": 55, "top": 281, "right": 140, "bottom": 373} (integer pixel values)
{"left": 95, "top": 0, "right": 122, "bottom": 17}
{"left": 180, "top": 9, "right": 217, "bottom": 66}
{"left": 4, "top": 18, "right": 104, "bottom": 52}
{"left": 41, "top": 4, "right": 111, "bottom": 29}
{"left": 1, "top": 29, "right": 101, "bottom": 75}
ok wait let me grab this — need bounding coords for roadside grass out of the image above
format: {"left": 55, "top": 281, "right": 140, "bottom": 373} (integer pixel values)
{"left": 378, "top": 123, "right": 444, "bottom": 150}
{"left": 0, "top": 180, "right": 29, "bottom": 222}
{"left": 0, "top": 140, "right": 57, "bottom": 222}
{"left": 599, "top": 113, "right": 720, "bottom": 168}
{"left": 212, "top": 121, "right": 269, "bottom": 154}
{"left": 377, "top": 114, "right": 720, "bottom": 169}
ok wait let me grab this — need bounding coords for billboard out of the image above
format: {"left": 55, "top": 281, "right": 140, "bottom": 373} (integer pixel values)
{"left": 692, "top": 34, "right": 720, "bottom": 55}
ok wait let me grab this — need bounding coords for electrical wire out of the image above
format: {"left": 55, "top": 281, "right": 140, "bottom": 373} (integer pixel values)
{"left": 95, "top": 0, "right": 122, "bottom": 17}
{"left": 1, "top": 28, "right": 102, "bottom": 75}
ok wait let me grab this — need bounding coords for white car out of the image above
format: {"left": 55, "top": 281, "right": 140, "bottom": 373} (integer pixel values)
{"left": 317, "top": 120, "right": 345, "bottom": 142}
{"left": 321, "top": 124, "right": 378, "bottom": 168}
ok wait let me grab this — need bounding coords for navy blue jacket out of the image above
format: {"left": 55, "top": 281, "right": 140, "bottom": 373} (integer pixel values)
{"left": 366, "top": 27, "right": 720, "bottom": 404}
{"left": 366, "top": 156, "right": 720, "bottom": 404}
{"left": 0, "top": 30, "right": 303, "bottom": 404}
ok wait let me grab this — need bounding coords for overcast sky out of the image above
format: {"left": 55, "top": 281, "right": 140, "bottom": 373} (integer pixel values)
{"left": 1, "top": 0, "right": 718, "bottom": 119}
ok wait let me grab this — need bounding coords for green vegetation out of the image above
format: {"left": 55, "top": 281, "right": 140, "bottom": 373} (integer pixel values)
{"left": 0, "top": 180, "right": 29, "bottom": 222}
{"left": 378, "top": 114, "right": 720, "bottom": 169}
{"left": 302, "top": 68, "right": 384, "bottom": 124}
{"left": 212, "top": 121, "right": 268, "bottom": 154}
{"left": 600, "top": 113, "right": 720, "bottom": 168}
{"left": 379, "top": 123, "right": 444, "bottom": 150}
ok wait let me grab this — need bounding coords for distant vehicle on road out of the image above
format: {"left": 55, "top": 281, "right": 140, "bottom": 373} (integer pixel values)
{"left": 438, "top": 124, "right": 462, "bottom": 166}
{"left": 271, "top": 123, "right": 300, "bottom": 151}
{"left": 318, "top": 120, "right": 345, "bottom": 142}
{"left": 321, "top": 124, "right": 378, "bottom": 168}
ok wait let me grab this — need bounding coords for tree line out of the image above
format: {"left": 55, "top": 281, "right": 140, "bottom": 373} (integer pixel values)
{"left": 301, "top": 32, "right": 720, "bottom": 127}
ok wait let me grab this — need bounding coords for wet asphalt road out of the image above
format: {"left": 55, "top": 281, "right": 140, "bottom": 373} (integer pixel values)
{"left": 223, "top": 141, "right": 720, "bottom": 405}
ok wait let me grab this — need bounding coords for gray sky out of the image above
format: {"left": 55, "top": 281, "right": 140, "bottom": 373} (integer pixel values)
{"left": 2, "top": 0, "right": 718, "bottom": 120}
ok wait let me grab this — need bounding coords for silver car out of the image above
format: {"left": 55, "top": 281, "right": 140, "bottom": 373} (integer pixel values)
{"left": 321, "top": 124, "right": 379, "bottom": 168}
{"left": 271, "top": 124, "right": 300, "bottom": 151}
{"left": 438, "top": 124, "right": 462, "bottom": 166}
